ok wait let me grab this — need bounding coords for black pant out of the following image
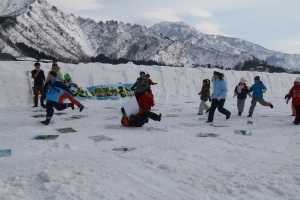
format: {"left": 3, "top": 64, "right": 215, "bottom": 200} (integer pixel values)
{"left": 294, "top": 105, "right": 300, "bottom": 123}
{"left": 130, "top": 110, "right": 160, "bottom": 127}
{"left": 208, "top": 99, "right": 231, "bottom": 122}
{"left": 142, "top": 110, "right": 160, "bottom": 121}
{"left": 46, "top": 101, "right": 68, "bottom": 119}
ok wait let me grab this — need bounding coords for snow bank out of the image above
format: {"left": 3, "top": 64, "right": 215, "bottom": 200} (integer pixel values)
{"left": 1, "top": 61, "right": 300, "bottom": 200}
{"left": 0, "top": 61, "right": 297, "bottom": 107}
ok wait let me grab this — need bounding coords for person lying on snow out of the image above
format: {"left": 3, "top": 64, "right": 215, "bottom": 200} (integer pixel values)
{"left": 40, "top": 71, "right": 84, "bottom": 125}
{"left": 121, "top": 107, "right": 161, "bottom": 127}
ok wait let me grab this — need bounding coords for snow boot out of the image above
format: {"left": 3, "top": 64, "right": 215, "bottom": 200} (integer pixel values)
{"left": 226, "top": 113, "right": 231, "bottom": 120}
{"left": 41, "top": 118, "right": 51, "bottom": 125}
{"left": 157, "top": 114, "right": 162, "bottom": 122}
{"left": 269, "top": 103, "right": 273, "bottom": 108}
{"left": 33, "top": 97, "right": 38, "bottom": 107}
{"left": 79, "top": 104, "right": 84, "bottom": 112}
{"left": 247, "top": 114, "right": 252, "bottom": 117}
{"left": 68, "top": 103, "right": 74, "bottom": 110}
{"left": 238, "top": 112, "right": 242, "bottom": 116}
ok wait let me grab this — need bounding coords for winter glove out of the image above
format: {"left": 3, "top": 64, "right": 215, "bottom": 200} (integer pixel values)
{"left": 286, "top": 97, "right": 291, "bottom": 104}
{"left": 130, "top": 86, "right": 135, "bottom": 91}
{"left": 262, "top": 89, "right": 267, "bottom": 93}
{"left": 285, "top": 94, "right": 289, "bottom": 100}
{"left": 209, "top": 96, "right": 212, "bottom": 102}
{"left": 233, "top": 93, "right": 237, "bottom": 98}
{"left": 248, "top": 93, "right": 252, "bottom": 98}
{"left": 198, "top": 92, "right": 201, "bottom": 95}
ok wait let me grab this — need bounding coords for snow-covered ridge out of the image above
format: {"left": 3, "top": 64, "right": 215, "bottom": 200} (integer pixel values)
{"left": 1, "top": 1, "right": 300, "bottom": 70}
{"left": 150, "top": 21, "right": 300, "bottom": 71}
{"left": 0, "top": 0, "right": 35, "bottom": 17}
{"left": 0, "top": 61, "right": 297, "bottom": 107}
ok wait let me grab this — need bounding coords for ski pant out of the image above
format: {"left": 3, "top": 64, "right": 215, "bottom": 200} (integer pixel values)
{"left": 58, "top": 93, "right": 81, "bottom": 107}
{"left": 130, "top": 110, "right": 160, "bottom": 127}
{"left": 208, "top": 99, "right": 231, "bottom": 122}
{"left": 33, "top": 85, "right": 44, "bottom": 106}
{"left": 237, "top": 99, "right": 246, "bottom": 113}
{"left": 198, "top": 100, "right": 209, "bottom": 115}
{"left": 45, "top": 101, "right": 68, "bottom": 119}
{"left": 294, "top": 105, "right": 300, "bottom": 123}
{"left": 249, "top": 98, "right": 271, "bottom": 114}
{"left": 141, "top": 110, "right": 160, "bottom": 121}
{"left": 292, "top": 104, "right": 296, "bottom": 115}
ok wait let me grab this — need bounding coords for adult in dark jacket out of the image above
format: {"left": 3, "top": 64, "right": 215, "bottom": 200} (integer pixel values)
{"left": 198, "top": 79, "right": 211, "bottom": 115}
{"left": 31, "top": 62, "right": 46, "bottom": 107}
{"left": 248, "top": 76, "right": 273, "bottom": 117}
{"left": 131, "top": 71, "right": 147, "bottom": 101}
{"left": 234, "top": 78, "right": 250, "bottom": 116}
{"left": 41, "top": 71, "right": 84, "bottom": 125}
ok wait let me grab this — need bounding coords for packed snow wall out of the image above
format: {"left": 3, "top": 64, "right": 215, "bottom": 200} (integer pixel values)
{"left": 0, "top": 61, "right": 297, "bottom": 107}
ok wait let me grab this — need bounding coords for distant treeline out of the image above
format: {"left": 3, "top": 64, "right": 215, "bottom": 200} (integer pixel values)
{"left": 8, "top": 42, "right": 299, "bottom": 73}
{"left": 90, "top": 54, "right": 165, "bottom": 66}
{"left": 233, "top": 58, "right": 288, "bottom": 73}
{"left": 15, "top": 42, "right": 57, "bottom": 61}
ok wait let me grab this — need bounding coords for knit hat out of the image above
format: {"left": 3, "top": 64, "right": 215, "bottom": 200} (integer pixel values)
{"left": 64, "top": 73, "right": 71, "bottom": 80}
{"left": 49, "top": 71, "right": 57, "bottom": 77}
{"left": 239, "top": 77, "right": 246, "bottom": 83}
{"left": 254, "top": 76, "right": 260, "bottom": 81}
{"left": 295, "top": 77, "right": 300, "bottom": 82}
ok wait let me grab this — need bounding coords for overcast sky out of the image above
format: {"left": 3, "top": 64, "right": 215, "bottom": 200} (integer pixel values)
{"left": 47, "top": 0, "right": 300, "bottom": 54}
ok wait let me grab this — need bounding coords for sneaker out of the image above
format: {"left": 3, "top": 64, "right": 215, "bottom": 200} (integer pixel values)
{"left": 79, "top": 104, "right": 84, "bottom": 112}
{"left": 247, "top": 114, "right": 252, "bottom": 117}
{"left": 157, "top": 114, "right": 162, "bottom": 122}
{"left": 238, "top": 112, "right": 242, "bottom": 116}
{"left": 270, "top": 103, "right": 273, "bottom": 108}
{"left": 226, "top": 113, "right": 231, "bottom": 120}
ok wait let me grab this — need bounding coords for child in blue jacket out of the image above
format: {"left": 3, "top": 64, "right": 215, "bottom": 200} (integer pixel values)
{"left": 41, "top": 71, "right": 84, "bottom": 125}
{"left": 248, "top": 76, "right": 273, "bottom": 117}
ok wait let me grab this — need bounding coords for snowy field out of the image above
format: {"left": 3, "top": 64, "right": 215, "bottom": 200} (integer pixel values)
{"left": 0, "top": 61, "right": 300, "bottom": 200}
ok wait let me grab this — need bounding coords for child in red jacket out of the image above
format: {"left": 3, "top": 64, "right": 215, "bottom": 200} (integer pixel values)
{"left": 285, "top": 77, "right": 300, "bottom": 125}
{"left": 138, "top": 89, "right": 155, "bottom": 111}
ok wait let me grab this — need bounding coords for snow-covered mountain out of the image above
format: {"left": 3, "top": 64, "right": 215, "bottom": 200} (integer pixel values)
{"left": 1, "top": 0, "right": 300, "bottom": 70}
{"left": 150, "top": 21, "right": 300, "bottom": 71}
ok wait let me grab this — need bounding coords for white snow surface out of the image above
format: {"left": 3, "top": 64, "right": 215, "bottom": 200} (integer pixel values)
{"left": 0, "top": 61, "right": 300, "bottom": 200}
